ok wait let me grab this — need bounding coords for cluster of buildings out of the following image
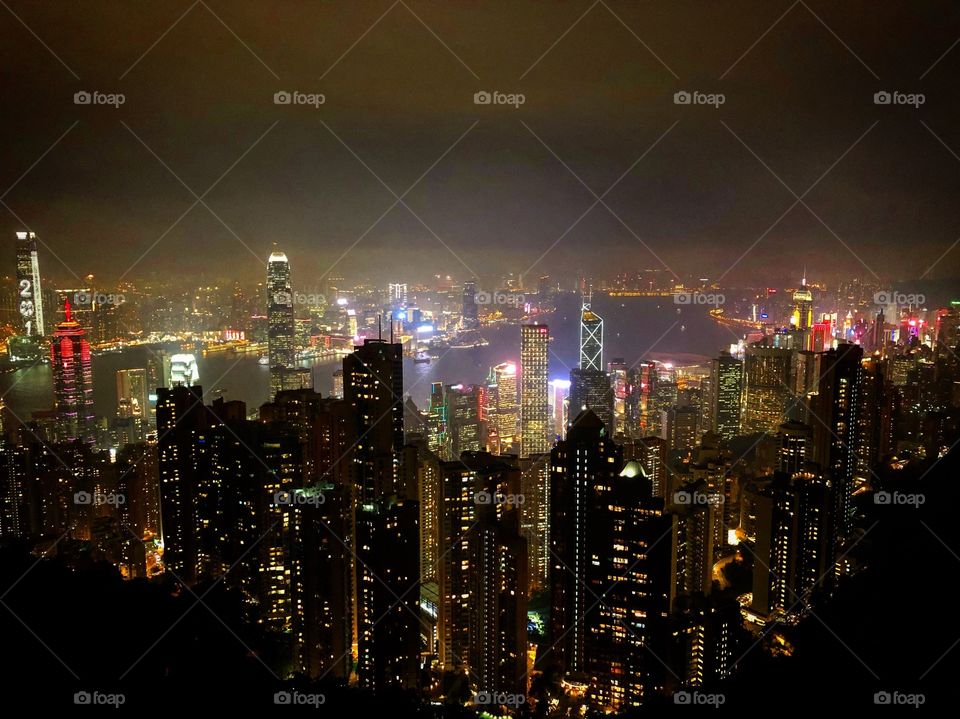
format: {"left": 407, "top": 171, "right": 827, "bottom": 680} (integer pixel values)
{"left": 1, "top": 236, "right": 959, "bottom": 713}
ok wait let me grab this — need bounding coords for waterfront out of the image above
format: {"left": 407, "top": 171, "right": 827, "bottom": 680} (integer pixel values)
{"left": 0, "top": 294, "right": 737, "bottom": 420}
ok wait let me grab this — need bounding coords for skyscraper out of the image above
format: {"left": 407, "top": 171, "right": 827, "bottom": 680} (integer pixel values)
{"left": 711, "top": 351, "right": 743, "bottom": 440}
{"left": 579, "top": 297, "right": 603, "bottom": 370}
{"left": 520, "top": 324, "right": 549, "bottom": 456}
{"left": 741, "top": 344, "right": 794, "bottom": 434}
{"left": 116, "top": 368, "right": 149, "bottom": 442}
{"left": 462, "top": 280, "right": 478, "bottom": 329}
{"left": 51, "top": 300, "right": 95, "bottom": 444}
{"left": 569, "top": 367, "right": 614, "bottom": 433}
{"left": 343, "top": 338, "right": 404, "bottom": 501}
{"left": 267, "top": 250, "right": 296, "bottom": 398}
{"left": 490, "top": 362, "right": 519, "bottom": 453}
{"left": 15, "top": 231, "right": 45, "bottom": 336}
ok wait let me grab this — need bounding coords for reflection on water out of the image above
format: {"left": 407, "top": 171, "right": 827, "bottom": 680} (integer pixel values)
{"left": 0, "top": 295, "right": 737, "bottom": 420}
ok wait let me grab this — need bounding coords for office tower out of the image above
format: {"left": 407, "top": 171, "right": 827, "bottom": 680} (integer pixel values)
{"left": 546, "top": 411, "right": 674, "bottom": 710}
{"left": 427, "top": 382, "right": 449, "bottom": 458}
{"left": 355, "top": 499, "right": 420, "bottom": 691}
{"left": 115, "top": 442, "right": 160, "bottom": 543}
{"left": 711, "top": 351, "right": 743, "bottom": 440}
{"left": 548, "top": 378, "right": 571, "bottom": 438}
{"left": 778, "top": 420, "right": 812, "bottom": 474}
{"left": 168, "top": 352, "right": 200, "bottom": 386}
{"left": 792, "top": 278, "right": 813, "bottom": 330}
{"left": 388, "top": 282, "right": 408, "bottom": 308}
{"left": 811, "top": 343, "right": 863, "bottom": 541}
{"left": 741, "top": 344, "right": 794, "bottom": 434}
{"left": 267, "top": 250, "right": 296, "bottom": 398}
{"left": 15, "top": 231, "right": 45, "bottom": 336}
{"left": 343, "top": 338, "right": 404, "bottom": 501}
{"left": 156, "top": 384, "right": 208, "bottom": 584}
{"left": 445, "top": 383, "right": 487, "bottom": 458}
{"left": 609, "top": 358, "right": 628, "bottom": 436}
{"left": 437, "top": 453, "right": 527, "bottom": 695}
{"left": 51, "top": 301, "right": 95, "bottom": 444}
{"left": 569, "top": 367, "right": 614, "bottom": 433}
{"left": 116, "top": 368, "right": 148, "bottom": 442}
{"left": 579, "top": 297, "right": 603, "bottom": 370}
{"left": 490, "top": 362, "right": 519, "bottom": 453}
{"left": 665, "top": 405, "right": 699, "bottom": 456}
{"left": 0, "top": 441, "right": 28, "bottom": 537}
{"left": 520, "top": 324, "right": 550, "bottom": 456}
{"left": 462, "top": 280, "right": 478, "bottom": 329}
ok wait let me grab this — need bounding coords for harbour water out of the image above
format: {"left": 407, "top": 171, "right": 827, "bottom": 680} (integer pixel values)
{"left": 0, "top": 294, "right": 738, "bottom": 420}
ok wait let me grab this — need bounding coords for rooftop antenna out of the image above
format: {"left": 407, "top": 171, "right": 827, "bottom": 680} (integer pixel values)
{"left": 390, "top": 312, "right": 394, "bottom": 344}
{"left": 378, "top": 314, "right": 382, "bottom": 341}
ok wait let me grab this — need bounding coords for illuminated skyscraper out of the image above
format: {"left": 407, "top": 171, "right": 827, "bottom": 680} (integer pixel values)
{"left": 569, "top": 368, "right": 614, "bottom": 433}
{"left": 51, "top": 301, "right": 95, "bottom": 444}
{"left": 116, "top": 368, "right": 149, "bottom": 439}
{"left": 462, "top": 280, "right": 478, "bottom": 329}
{"left": 741, "top": 344, "right": 793, "bottom": 434}
{"left": 267, "top": 250, "right": 296, "bottom": 398}
{"left": 710, "top": 351, "right": 743, "bottom": 440}
{"left": 343, "top": 338, "right": 404, "bottom": 501}
{"left": 579, "top": 296, "right": 603, "bottom": 370}
{"left": 490, "top": 362, "right": 518, "bottom": 452}
{"left": 791, "top": 277, "right": 814, "bottom": 330}
{"left": 15, "top": 231, "right": 45, "bottom": 336}
{"left": 520, "top": 324, "right": 549, "bottom": 456}
{"left": 548, "top": 378, "right": 571, "bottom": 438}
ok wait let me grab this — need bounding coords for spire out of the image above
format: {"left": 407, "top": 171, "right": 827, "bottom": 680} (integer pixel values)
{"left": 64, "top": 298, "right": 72, "bottom": 323}
{"left": 802, "top": 265, "right": 807, "bottom": 287}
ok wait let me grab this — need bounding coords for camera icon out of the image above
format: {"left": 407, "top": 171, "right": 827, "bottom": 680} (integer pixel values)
{"left": 274, "top": 691, "right": 292, "bottom": 705}
{"left": 74, "top": 291, "right": 91, "bottom": 305}
{"left": 273, "top": 491, "right": 292, "bottom": 506}
{"left": 874, "top": 91, "right": 891, "bottom": 105}
{"left": 673, "top": 292, "right": 692, "bottom": 305}
{"left": 673, "top": 491, "right": 691, "bottom": 505}
{"left": 874, "top": 491, "right": 891, "bottom": 505}
{"left": 673, "top": 90, "right": 691, "bottom": 105}
{"left": 273, "top": 291, "right": 292, "bottom": 305}
{"left": 274, "top": 91, "right": 292, "bottom": 105}
{"left": 674, "top": 691, "right": 692, "bottom": 704}
{"left": 74, "top": 91, "right": 91, "bottom": 105}
{"left": 873, "top": 291, "right": 892, "bottom": 304}
{"left": 74, "top": 691, "right": 92, "bottom": 705}
{"left": 74, "top": 491, "right": 92, "bottom": 505}
{"left": 474, "top": 491, "right": 492, "bottom": 505}
{"left": 473, "top": 291, "right": 492, "bottom": 305}
{"left": 474, "top": 91, "right": 491, "bottom": 105}
{"left": 874, "top": 691, "right": 891, "bottom": 705}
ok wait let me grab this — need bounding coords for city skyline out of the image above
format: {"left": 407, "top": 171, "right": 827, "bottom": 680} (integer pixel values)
{"left": 2, "top": 2, "right": 960, "bottom": 714}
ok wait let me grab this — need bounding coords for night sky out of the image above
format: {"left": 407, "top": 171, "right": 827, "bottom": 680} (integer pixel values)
{"left": 3, "top": 0, "right": 960, "bottom": 286}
